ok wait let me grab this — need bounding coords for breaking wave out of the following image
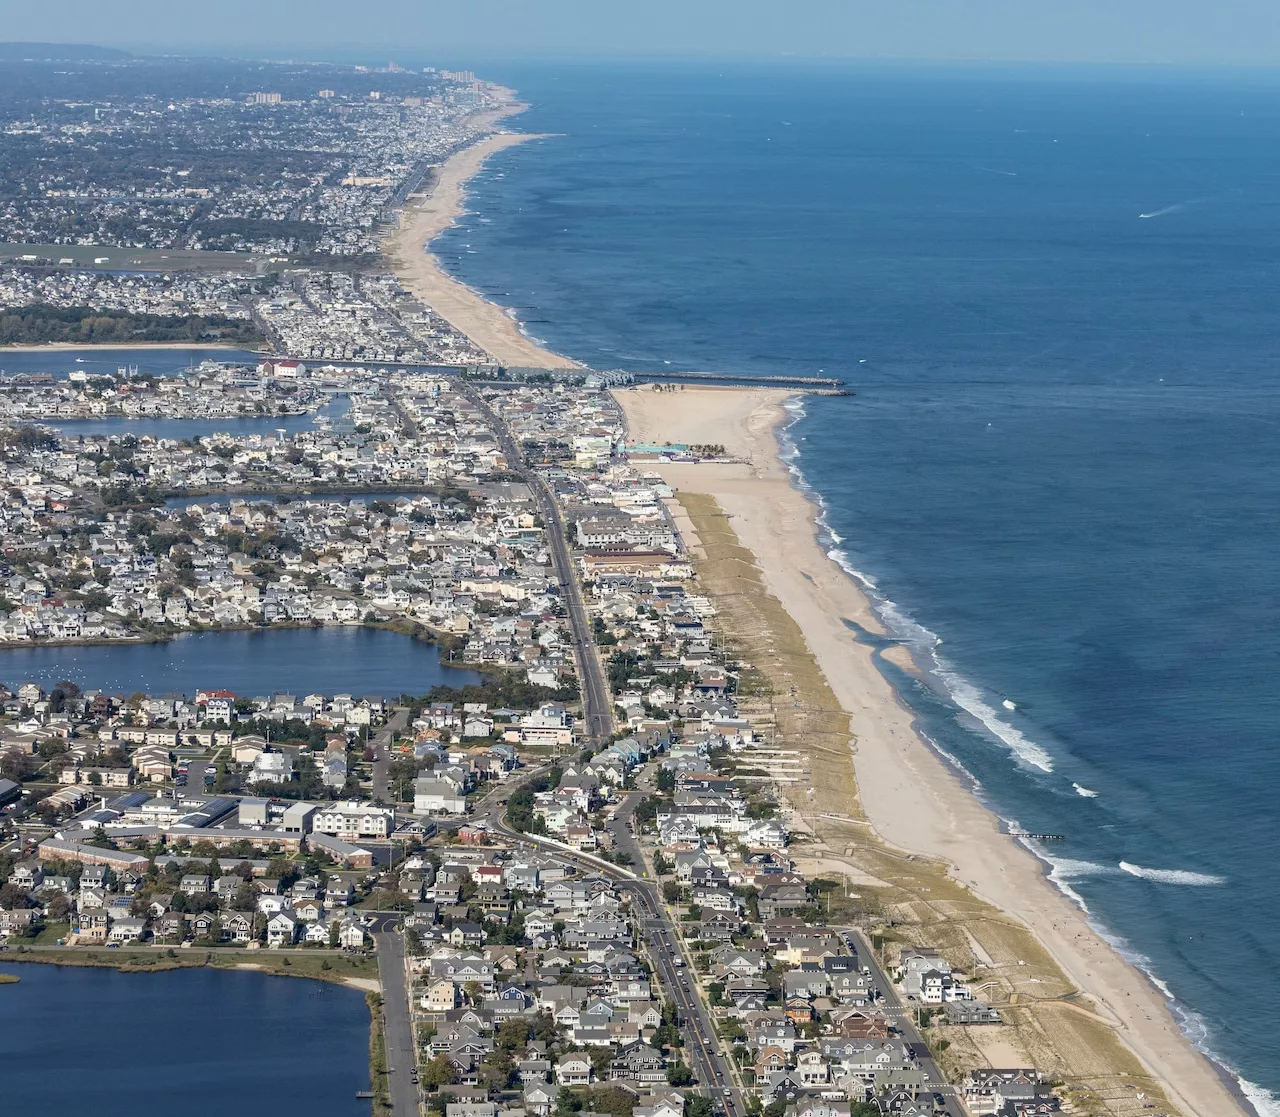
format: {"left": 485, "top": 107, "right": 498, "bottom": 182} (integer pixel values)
{"left": 1072, "top": 783, "right": 1099, "bottom": 798}
{"left": 1119, "top": 861, "right": 1227, "bottom": 886}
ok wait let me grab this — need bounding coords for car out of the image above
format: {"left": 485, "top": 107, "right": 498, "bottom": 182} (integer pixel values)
{"left": 722, "top": 1090, "right": 732, "bottom": 1097}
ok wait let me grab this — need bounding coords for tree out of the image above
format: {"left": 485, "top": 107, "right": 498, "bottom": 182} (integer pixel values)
{"left": 555, "top": 1089, "right": 582, "bottom": 1117}
{"left": 685, "top": 1098, "right": 714, "bottom": 1117}
{"left": 665, "top": 1061, "right": 694, "bottom": 1087}
{"left": 0, "top": 883, "right": 32, "bottom": 909}
{"left": 463, "top": 979, "right": 483, "bottom": 1005}
{"left": 422, "top": 1055, "right": 456, "bottom": 1089}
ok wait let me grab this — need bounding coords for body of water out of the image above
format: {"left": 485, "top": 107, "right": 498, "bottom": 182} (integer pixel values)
{"left": 0, "top": 625, "right": 480, "bottom": 697}
{"left": 0, "top": 346, "right": 260, "bottom": 378}
{"left": 434, "top": 60, "right": 1280, "bottom": 1110}
{"left": 0, "top": 963, "right": 371, "bottom": 1116}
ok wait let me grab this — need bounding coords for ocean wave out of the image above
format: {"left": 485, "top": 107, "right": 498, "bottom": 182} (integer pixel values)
{"left": 934, "top": 662, "right": 1056, "bottom": 772}
{"left": 778, "top": 387, "right": 1264, "bottom": 1114}
{"left": 1239, "top": 1078, "right": 1280, "bottom": 1117}
{"left": 1119, "top": 861, "right": 1226, "bottom": 886}
{"left": 782, "top": 407, "right": 1056, "bottom": 774}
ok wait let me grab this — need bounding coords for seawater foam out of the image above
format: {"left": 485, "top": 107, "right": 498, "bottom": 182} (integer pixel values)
{"left": 779, "top": 398, "right": 1274, "bottom": 1116}
{"left": 1119, "top": 861, "right": 1227, "bottom": 887}
{"left": 778, "top": 400, "right": 1055, "bottom": 775}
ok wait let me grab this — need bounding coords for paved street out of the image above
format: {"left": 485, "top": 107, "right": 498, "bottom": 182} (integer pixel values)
{"left": 449, "top": 379, "right": 613, "bottom": 741}
{"left": 843, "top": 927, "right": 962, "bottom": 1117}
{"left": 371, "top": 707, "right": 410, "bottom": 802}
{"left": 375, "top": 929, "right": 420, "bottom": 1114}
{"left": 486, "top": 791, "right": 743, "bottom": 1117}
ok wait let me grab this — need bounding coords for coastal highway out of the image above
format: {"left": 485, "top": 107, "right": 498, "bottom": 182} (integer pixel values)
{"left": 374, "top": 929, "right": 422, "bottom": 1114}
{"left": 479, "top": 789, "right": 742, "bottom": 1117}
{"left": 449, "top": 378, "right": 614, "bottom": 741}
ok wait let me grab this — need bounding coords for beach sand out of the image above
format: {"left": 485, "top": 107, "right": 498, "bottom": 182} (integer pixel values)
{"left": 384, "top": 97, "right": 579, "bottom": 369}
{"left": 614, "top": 384, "right": 1249, "bottom": 1117}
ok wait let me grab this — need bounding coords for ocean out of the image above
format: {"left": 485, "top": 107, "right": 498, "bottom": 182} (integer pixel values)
{"left": 431, "top": 59, "right": 1280, "bottom": 1111}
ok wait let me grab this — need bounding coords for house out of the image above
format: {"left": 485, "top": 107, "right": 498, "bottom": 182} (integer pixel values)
{"left": 223, "top": 911, "right": 256, "bottom": 943}
{"left": 267, "top": 911, "right": 298, "bottom": 946}
{"left": 108, "top": 917, "right": 147, "bottom": 944}
{"left": 523, "top": 1085, "right": 555, "bottom": 1116}
{"left": 339, "top": 919, "right": 367, "bottom": 949}
{"left": 415, "top": 776, "right": 468, "bottom": 815}
{"left": 961, "top": 1069, "right": 1044, "bottom": 1116}
{"left": 900, "top": 947, "right": 970, "bottom": 1003}
{"left": 180, "top": 873, "right": 212, "bottom": 896}
{"left": 609, "top": 1041, "right": 666, "bottom": 1083}
{"left": 555, "top": 1053, "right": 593, "bottom": 1086}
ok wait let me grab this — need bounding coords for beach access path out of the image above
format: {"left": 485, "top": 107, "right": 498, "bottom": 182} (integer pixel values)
{"left": 384, "top": 94, "right": 580, "bottom": 370}
{"left": 612, "top": 384, "right": 1248, "bottom": 1117}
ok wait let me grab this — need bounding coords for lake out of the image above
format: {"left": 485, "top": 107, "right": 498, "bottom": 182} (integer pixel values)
{"left": 0, "top": 626, "right": 481, "bottom": 697}
{"left": 0, "top": 346, "right": 261, "bottom": 378}
{"left": 0, "top": 962, "right": 372, "bottom": 1116}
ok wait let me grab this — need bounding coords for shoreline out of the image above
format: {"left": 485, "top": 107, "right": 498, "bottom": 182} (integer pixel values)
{"left": 383, "top": 94, "right": 580, "bottom": 369}
{"left": 612, "top": 384, "right": 1252, "bottom": 1117}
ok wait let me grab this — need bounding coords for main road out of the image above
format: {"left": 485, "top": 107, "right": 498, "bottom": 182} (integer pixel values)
{"left": 477, "top": 786, "right": 743, "bottom": 1117}
{"left": 449, "top": 378, "right": 613, "bottom": 741}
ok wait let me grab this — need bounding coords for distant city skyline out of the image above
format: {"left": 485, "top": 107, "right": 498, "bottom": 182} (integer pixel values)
{"left": 5, "top": 0, "right": 1280, "bottom": 66}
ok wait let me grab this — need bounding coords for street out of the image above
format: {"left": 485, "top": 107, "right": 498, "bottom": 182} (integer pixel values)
{"left": 484, "top": 784, "right": 745, "bottom": 1117}
{"left": 371, "top": 707, "right": 410, "bottom": 802}
{"left": 374, "top": 929, "right": 420, "bottom": 1113}
{"left": 448, "top": 378, "right": 613, "bottom": 741}
{"left": 842, "top": 928, "right": 962, "bottom": 1117}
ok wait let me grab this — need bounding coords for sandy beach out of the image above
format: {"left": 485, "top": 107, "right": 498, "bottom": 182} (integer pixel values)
{"left": 614, "top": 385, "right": 1249, "bottom": 1117}
{"left": 384, "top": 97, "right": 579, "bottom": 369}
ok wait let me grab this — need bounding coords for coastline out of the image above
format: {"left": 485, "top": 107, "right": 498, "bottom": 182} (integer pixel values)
{"left": 612, "top": 385, "right": 1251, "bottom": 1117}
{"left": 384, "top": 94, "right": 580, "bottom": 369}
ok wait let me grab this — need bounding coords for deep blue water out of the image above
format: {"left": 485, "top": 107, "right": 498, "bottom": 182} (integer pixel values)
{"left": 434, "top": 61, "right": 1280, "bottom": 1110}
{"left": 0, "top": 626, "right": 479, "bottom": 697}
{"left": 0, "top": 963, "right": 370, "bottom": 1115}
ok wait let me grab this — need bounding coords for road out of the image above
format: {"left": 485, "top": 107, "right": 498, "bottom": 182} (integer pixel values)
{"left": 449, "top": 379, "right": 613, "bottom": 741}
{"left": 842, "top": 927, "right": 963, "bottom": 1117}
{"left": 375, "top": 929, "right": 421, "bottom": 1114}
{"left": 371, "top": 708, "right": 410, "bottom": 803}
{"left": 481, "top": 786, "right": 743, "bottom": 1117}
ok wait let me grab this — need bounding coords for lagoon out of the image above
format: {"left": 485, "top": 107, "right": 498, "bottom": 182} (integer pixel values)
{"left": 0, "top": 962, "right": 371, "bottom": 1116}
{"left": 0, "top": 625, "right": 481, "bottom": 696}
{"left": 0, "top": 345, "right": 261, "bottom": 378}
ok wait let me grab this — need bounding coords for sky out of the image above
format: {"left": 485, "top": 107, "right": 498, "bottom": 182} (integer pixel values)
{"left": 4, "top": 0, "right": 1280, "bottom": 65}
